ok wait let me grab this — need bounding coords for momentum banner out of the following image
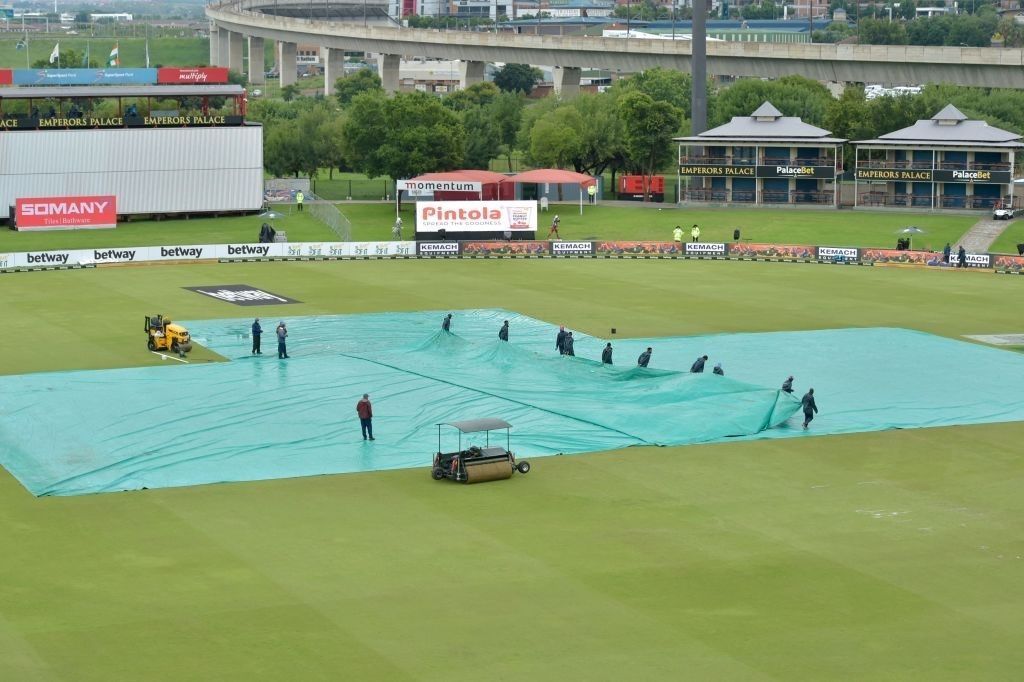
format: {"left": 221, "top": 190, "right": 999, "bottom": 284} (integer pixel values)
{"left": 416, "top": 201, "right": 537, "bottom": 233}
{"left": 16, "top": 195, "right": 117, "bottom": 230}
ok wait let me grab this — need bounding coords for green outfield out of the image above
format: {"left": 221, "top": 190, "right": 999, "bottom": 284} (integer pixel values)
{"left": 2, "top": 256, "right": 1023, "bottom": 680}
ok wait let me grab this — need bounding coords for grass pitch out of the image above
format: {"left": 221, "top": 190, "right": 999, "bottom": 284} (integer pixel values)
{"left": 1, "top": 259, "right": 1023, "bottom": 680}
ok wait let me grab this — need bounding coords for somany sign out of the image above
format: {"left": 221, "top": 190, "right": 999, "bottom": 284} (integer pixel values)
{"left": 416, "top": 201, "right": 537, "bottom": 233}
{"left": 15, "top": 195, "right": 117, "bottom": 230}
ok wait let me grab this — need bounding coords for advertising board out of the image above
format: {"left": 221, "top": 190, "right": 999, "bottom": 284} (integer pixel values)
{"left": 416, "top": 201, "right": 537, "bottom": 233}
{"left": 156, "top": 67, "right": 229, "bottom": 84}
{"left": 15, "top": 195, "right": 117, "bottom": 230}
{"left": 417, "top": 241, "right": 461, "bottom": 256}
{"left": 816, "top": 246, "right": 859, "bottom": 262}
{"left": 13, "top": 68, "right": 157, "bottom": 86}
{"left": 685, "top": 242, "right": 727, "bottom": 256}
{"left": 551, "top": 241, "right": 594, "bottom": 256}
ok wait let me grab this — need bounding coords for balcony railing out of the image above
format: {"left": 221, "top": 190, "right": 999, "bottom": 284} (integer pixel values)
{"left": 859, "top": 193, "right": 1011, "bottom": 209}
{"left": 685, "top": 189, "right": 834, "bottom": 204}
{"left": 859, "top": 160, "right": 1012, "bottom": 172}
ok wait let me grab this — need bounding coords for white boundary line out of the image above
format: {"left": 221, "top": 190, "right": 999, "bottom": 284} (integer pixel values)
{"left": 150, "top": 351, "right": 189, "bottom": 364}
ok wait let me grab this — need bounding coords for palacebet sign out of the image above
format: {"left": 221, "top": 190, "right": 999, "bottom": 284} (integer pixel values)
{"left": 855, "top": 168, "right": 1012, "bottom": 183}
{"left": 679, "top": 164, "right": 836, "bottom": 179}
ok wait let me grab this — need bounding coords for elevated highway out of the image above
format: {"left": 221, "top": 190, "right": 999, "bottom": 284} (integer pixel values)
{"left": 207, "top": 0, "right": 1024, "bottom": 96}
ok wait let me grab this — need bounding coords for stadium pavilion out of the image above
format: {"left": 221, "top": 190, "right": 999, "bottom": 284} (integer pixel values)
{"left": 674, "top": 101, "right": 846, "bottom": 208}
{"left": 853, "top": 104, "right": 1024, "bottom": 211}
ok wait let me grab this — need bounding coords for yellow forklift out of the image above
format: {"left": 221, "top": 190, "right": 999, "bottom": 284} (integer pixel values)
{"left": 145, "top": 315, "right": 192, "bottom": 357}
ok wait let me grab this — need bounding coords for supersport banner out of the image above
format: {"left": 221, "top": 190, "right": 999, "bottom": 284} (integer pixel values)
{"left": 15, "top": 195, "right": 117, "bottom": 230}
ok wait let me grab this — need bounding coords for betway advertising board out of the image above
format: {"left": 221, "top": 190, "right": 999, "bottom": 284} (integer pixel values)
{"left": 416, "top": 201, "right": 537, "bottom": 233}
{"left": 16, "top": 195, "right": 117, "bottom": 230}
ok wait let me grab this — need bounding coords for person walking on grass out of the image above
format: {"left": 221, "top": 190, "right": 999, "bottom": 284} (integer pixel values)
{"left": 251, "top": 318, "right": 262, "bottom": 355}
{"left": 691, "top": 224, "right": 701, "bottom": 242}
{"left": 673, "top": 225, "right": 683, "bottom": 245}
{"left": 547, "top": 215, "right": 561, "bottom": 240}
{"left": 943, "top": 242, "right": 951, "bottom": 264}
{"left": 801, "top": 388, "right": 818, "bottom": 429}
{"left": 295, "top": 190, "right": 304, "bottom": 212}
{"left": 357, "top": 394, "right": 374, "bottom": 441}
{"left": 957, "top": 244, "right": 967, "bottom": 269}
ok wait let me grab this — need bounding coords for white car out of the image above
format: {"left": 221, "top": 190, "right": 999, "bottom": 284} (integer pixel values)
{"left": 993, "top": 206, "right": 1015, "bottom": 220}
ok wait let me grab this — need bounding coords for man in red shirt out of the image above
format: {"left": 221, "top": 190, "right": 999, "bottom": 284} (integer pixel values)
{"left": 356, "top": 394, "right": 374, "bottom": 441}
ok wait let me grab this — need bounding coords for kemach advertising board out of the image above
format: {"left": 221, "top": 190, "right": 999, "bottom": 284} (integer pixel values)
{"left": 15, "top": 195, "right": 117, "bottom": 231}
{"left": 416, "top": 201, "right": 538, "bottom": 233}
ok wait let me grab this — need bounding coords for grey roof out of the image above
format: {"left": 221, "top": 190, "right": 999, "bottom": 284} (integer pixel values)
{"left": 0, "top": 84, "right": 245, "bottom": 99}
{"left": 859, "top": 104, "right": 1023, "bottom": 145}
{"left": 750, "top": 101, "right": 784, "bottom": 118}
{"left": 442, "top": 418, "right": 512, "bottom": 433}
{"left": 674, "top": 100, "right": 841, "bottom": 141}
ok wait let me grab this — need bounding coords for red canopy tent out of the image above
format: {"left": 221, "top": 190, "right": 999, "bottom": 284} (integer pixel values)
{"left": 511, "top": 169, "right": 597, "bottom": 215}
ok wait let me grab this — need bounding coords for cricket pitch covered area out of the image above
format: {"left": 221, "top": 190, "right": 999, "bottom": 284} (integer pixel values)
{"left": 2, "top": 309, "right": 1024, "bottom": 496}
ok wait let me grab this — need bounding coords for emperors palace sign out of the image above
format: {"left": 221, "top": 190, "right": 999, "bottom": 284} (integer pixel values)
{"left": 855, "top": 168, "right": 1012, "bottom": 183}
{"left": 679, "top": 164, "right": 837, "bottom": 179}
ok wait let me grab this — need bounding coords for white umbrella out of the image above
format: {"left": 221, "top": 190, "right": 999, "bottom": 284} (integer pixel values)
{"left": 897, "top": 226, "right": 926, "bottom": 250}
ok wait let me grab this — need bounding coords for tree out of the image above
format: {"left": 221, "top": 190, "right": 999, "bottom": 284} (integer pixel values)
{"left": 568, "top": 93, "right": 627, "bottom": 178}
{"left": 493, "top": 63, "right": 543, "bottom": 95}
{"left": 611, "top": 67, "right": 691, "bottom": 119}
{"left": 487, "top": 92, "right": 524, "bottom": 172}
{"left": 857, "top": 17, "right": 909, "bottom": 45}
{"left": 334, "top": 69, "right": 382, "bottom": 107}
{"left": 710, "top": 75, "right": 832, "bottom": 128}
{"left": 32, "top": 48, "right": 96, "bottom": 69}
{"left": 527, "top": 105, "right": 584, "bottom": 170}
{"left": 281, "top": 84, "right": 300, "bottom": 102}
{"left": 618, "top": 92, "right": 681, "bottom": 200}
{"left": 444, "top": 81, "right": 501, "bottom": 112}
{"left": 461, "top": 106, "right": 500, "bottom": 169}
{"left": 342, "top": 91, "right": 465, "bottom": 186}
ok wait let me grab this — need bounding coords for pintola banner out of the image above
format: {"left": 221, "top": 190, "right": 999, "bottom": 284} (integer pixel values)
{"left": 15, "top": 195, "right": 117, "bottom": 230}
{"left": 416, "top": 201, "right": 538, "bottom": 233}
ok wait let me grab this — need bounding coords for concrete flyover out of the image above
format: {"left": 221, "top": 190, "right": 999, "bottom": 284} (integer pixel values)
{"left": 207, "top": 0, "right": 1024, "bottom": 95}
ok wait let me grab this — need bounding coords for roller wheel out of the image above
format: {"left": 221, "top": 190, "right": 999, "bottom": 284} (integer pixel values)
{"left": 517, "top": 461, "right": 531, "bottom": 474}
{"left": 431, "top": 467, "right": 445, "bottom": 480}
{"left": 147, "top": 339, "right": 156, "bottom": 351}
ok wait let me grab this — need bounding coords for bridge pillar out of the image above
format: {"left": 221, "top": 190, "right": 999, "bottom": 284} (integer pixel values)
{"left": 228, "top": 31, "right": 245, "bottom": 74}
{"left": 216, "top": 29, "right": 231, "bottom": 68}
{"left": 553, "top": 67, "right": 581, "bottom": 98}
{"left": 248, "top": 37, "right": 265, "bottom": 84}
{"left": 209, "top": 24, "right": 220, "bottom": 66}
{"left": 279, "top": 42, "right": 298, "bottom": 87}
{"left": 323, "top": 47, "right": 346, "bottom": 96}
{"left": 378, "top": 54, "right": 401, "bottom": 94}
{"left": 458, "top": 61, "right": 485, "bottom": 89}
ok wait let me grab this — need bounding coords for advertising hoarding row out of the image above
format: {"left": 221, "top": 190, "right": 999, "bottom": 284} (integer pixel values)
{"left": 679, "top": 164, "right": 838, "bottom": 179}
{"left": 0, "top": 241, "right": 1007, "bottom": 271}
{"left": 855, "top": 168, "right": 1013, "bottom": 184}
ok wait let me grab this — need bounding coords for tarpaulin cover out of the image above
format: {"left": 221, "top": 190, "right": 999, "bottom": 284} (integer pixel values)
{"left": 1, "top": 310, "right": 1023, "bottom": 496}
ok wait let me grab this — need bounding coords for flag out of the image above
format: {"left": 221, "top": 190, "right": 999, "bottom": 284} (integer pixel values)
{"left": 108, "top": 43, "right": 119, "bottom": 67}
{"left": 145, "top": 40, "right": 150, "bottom": 69}
{"left": 49, "top": 43, "right": 59, "bottom": 65}
{"left": 82, "top": 43, "right": 90, "bottom": 68}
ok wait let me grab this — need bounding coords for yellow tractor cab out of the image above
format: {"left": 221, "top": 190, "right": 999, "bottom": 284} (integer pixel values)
{"left": 145, "top": 315, "right": 192, "bottom": 357}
